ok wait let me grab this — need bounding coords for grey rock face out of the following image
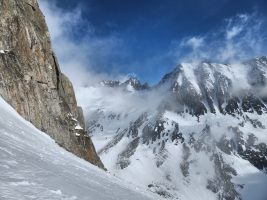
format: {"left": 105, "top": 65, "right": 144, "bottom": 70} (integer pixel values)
{"left": 0, "top": 0, "right": 103, "bottom": 168}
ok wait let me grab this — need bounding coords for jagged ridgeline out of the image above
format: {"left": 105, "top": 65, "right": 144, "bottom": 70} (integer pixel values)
{"left": 0, "top": 0, "right": 103, "bottom": 168}
{"left": 86, "top": 59, "right": 267, "bottom": 199}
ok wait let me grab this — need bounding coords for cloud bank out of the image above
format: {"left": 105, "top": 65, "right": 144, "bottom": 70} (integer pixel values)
{"left": 39, "top": 0, "right": 267, "bottom": 112}
{"left": 39, "top": 0, "right": 175, "bottom": 110}
{"left": 39, "top": 0, "right": 127, "bottom": 89}
{"left": 176, "top": 12, "right": 267, "bottom": 63}
{"left": 40, "top": 1, "right": 267, "bottom": 87}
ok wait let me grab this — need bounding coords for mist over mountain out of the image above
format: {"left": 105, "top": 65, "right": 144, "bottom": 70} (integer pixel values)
{"left": 1, "top": 0, "right": 267, "bottom": 200}
{"left": 81, "top": 57, "right": 267, "bottom": 199}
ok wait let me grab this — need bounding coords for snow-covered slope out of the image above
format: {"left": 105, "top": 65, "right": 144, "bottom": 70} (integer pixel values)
{"left": 81, "top": 57, "right": 267, "bottom": 200}
{"left": 94, "top": 111, "right": 267, "bottom": 200}
{"left": 0, "top": 97, "right": 157, "bottom": 200}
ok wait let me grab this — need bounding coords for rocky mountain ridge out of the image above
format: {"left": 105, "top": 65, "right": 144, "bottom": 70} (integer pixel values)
{"left": 85, "top": 57, "right": 267, "bottom": 199}
{"left": 158, "top": 57, "right": 267, "bottom": 116}
{"left": 100, "top": 76, "right": 149, "bottom": 91}
{"left": 0, "top": 0, "right": 103, "bottom": 168}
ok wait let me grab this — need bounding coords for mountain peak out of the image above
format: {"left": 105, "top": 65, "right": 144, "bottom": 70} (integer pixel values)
{"left": 100, "top": 76, "right": 150, "bottom": 91}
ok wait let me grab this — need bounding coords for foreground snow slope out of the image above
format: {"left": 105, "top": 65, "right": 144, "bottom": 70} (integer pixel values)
{"left": 0, "top": 97, "right": 156, "bottom": 200}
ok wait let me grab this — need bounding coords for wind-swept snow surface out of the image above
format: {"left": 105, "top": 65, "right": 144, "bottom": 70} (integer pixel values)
{"left": 0, "top": 97, "right": 155, "bottom": 200}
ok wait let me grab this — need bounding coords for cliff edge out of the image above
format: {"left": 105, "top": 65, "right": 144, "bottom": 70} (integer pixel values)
{"left": 0, "top": 0, "right": 104, "bottom": 168}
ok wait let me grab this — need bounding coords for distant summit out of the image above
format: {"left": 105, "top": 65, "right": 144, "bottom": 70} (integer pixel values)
{"left": 100, "top": 76, "right": 150, "bottom": 92}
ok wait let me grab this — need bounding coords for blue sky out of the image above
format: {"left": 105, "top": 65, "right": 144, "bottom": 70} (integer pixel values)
{"left": 40, "top": 0, "right": 267, "bottom": 85}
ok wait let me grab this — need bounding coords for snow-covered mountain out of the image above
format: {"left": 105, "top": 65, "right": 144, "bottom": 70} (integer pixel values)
{"left": 80, "top": 57, "right": 267, "bottom": 200}
{"left": 100, "top": 76, "right": 149, "bottom": 92}
{"left": 0, "top": 97, "right": 159, "bottom": 200}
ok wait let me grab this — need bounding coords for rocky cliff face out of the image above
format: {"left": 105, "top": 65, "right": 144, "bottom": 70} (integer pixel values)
{"left": 0, "top": 0, "right": 103, "bottom": 168}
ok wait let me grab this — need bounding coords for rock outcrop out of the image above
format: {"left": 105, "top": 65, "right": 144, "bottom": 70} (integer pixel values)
{"left": 0, "top": 0, "right": 104, "bottom": 168}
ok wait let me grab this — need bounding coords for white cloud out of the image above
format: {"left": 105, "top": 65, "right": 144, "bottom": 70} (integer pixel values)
{"left": 184, "top": 37, "right": 204, "bottom": 49}
{"left": 39, "top": 0, "right": 126, "bottom": 90}
{"left": 39, "top": 0, "right": 267, "bottom": 103}
{"left": 226, "top": 14, "right": 249, "bottom": 40}
{"left": 226, "top": 26, "right": 242, "bottom": 40}
{"left": 175, "top": 12, "right": 267, "bottom": 63}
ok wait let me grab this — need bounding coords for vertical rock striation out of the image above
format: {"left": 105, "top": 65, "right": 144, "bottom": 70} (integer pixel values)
{"left": 0, "top": 0, "right": 104, "bottom": 168}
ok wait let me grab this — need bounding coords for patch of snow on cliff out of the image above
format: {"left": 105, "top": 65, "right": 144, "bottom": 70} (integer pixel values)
{"left": 181, "top": 63, "right": 202, "bottom": 94}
